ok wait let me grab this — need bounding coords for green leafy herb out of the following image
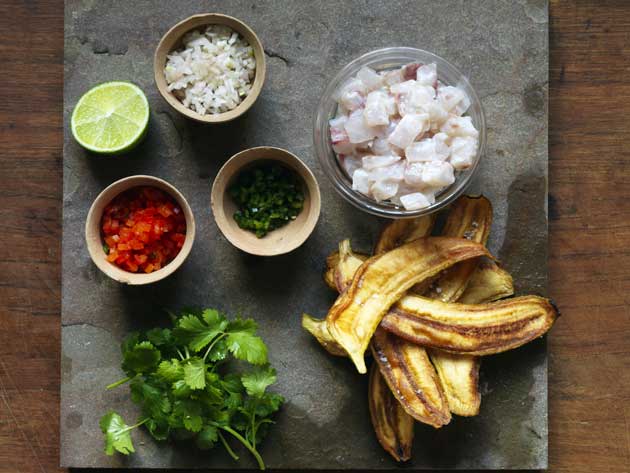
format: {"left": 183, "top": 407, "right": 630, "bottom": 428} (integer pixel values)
{"left": 100, "top": 308, "right": 284, "bottom": 470}
{"left": 229, "top": 164, "right": 305, "bottom": 238}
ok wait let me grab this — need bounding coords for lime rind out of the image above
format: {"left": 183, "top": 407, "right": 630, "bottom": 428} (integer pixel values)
{"left": 71, "top": 81, "right": 150, "bottom": 154}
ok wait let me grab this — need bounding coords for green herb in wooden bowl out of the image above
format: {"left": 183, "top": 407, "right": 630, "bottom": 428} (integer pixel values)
{"left": 228, "top": 164, "right": 304, "bottom": 238}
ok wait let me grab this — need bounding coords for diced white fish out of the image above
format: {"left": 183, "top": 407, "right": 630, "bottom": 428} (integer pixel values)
{"left": 338, "top": 77, "right": 366, "bottom": 111}
{"left": 342, "top": 155, "right": 363, "bottom": 177}
{"left": 362, "top": 154, "right": 400, "bottom": 170}
{"left": 357, "top": 66, "right": 384, "bottom": 91}
{"left": 406, "top": 138, "right": 438, "bottom": 162}
{"left": 371, "top": 137, "right": 402, "bottom": 156}
{"left": 433, "top": 132, "right": 451, "bottom": 160}
{"left": 371, "top": 180, "right": 399, "bottom": 201}
{"left": 352, "top": 169, "right": 370, "bottom": 194}
{"left": 388, "top": 113, "right": 429, "bottom": 149}
{"left": 425, "top": 101, "right": 449, "bottom": 129}
{"left": 441, "top": 115, "right": 479, "bottom": 138}
{"left": 390, "top": 80, "right": 417, "bottom": 96}
{"left": 332, "top": 140, "right": 355, "bottom": 155}
{"left": 421, "top": 161, "right": 455, "bottom": 187}
{"left": 416, "top": 63, "right": 437, "bottom": 88}
{"left": 449, "top": 136, "right": 478, "bottom": 170}
{"left": 383, "top": 68, "right": 404, "bottom": 86}
{"left": 400, "top": 192, "right": 431, "bottom": 210}
{"left": 344, "top": 109, "right": 379, "bottom": 143}
{"left": 403, "top": 162, "right": 425, "bottom": 185}
{"left": 454, "top": 87, "right": 471, "bottom": 115}
{"left": 369, "top": 161, "right": 405, "bottom": 184}
{"left": 364, "top": 90, "right": 391, "bottom": 127}
{"left": 330, "top": 116, "right": 355, "bottom": 154}
{"left": 397, "top": 84, "right": 436, "bottom": 116}
{"left": 438, "top": 85, "right": 467, "bottom": 113}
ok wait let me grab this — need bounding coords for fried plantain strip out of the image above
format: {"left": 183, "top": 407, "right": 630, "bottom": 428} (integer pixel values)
{"left": 326, "top": 237, "right": 491, "bottom": 373}
{"left": 381, "top": 295, "right": 558, "bottom": 355}
{"left": 323, "top": 248, "right": 369, "bottom": 291}
{"left": 302, "top": 313, "right": 347, "bottom": 357}
{"left": 334, "top": 240, "right": 367, "bottom": 293}
{"left": 429, "top": 353, "right": 480, "bottom": 416}
{"left": 374, "top": 214, "right": 436, "bottom": 254}
{"left": 425, "top": 195, "right": 493, "bottom": 302}
{"left": 368, "top": 363, "right": 415, "bottom": 461}
{"left": 458, "top": 259, "right": 514, "bottom": 304}
{"left": 371, "top": 327, "right": 451, "bottom": 428}
{"left": 423, "top": 195, "right": 493, "bottom": 416}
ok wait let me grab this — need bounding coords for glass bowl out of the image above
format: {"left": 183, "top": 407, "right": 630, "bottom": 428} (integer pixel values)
{"left": 313, "top": 47, "right": 486, "bottom": 218}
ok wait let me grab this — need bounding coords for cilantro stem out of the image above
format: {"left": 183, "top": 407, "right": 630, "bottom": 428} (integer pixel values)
{"left": 202, "top": 333, "right": 228, "bottom": 362}
{"left": 218, "top": 431, "right": 239, "bottom": 461}
{"left": 123, "top": 417, "right": 149, "bottom": 432}
{"left": 176, "top": 348, "right": 185, "bottom": 360}
{"left": 184, "top": 346, "right": 190, "bottom": 359}
{"left": 106, "top": 376, "right": 132, "bottom": 390}
{"left": 219, "top": 425, "right": 265, "bottom": 470}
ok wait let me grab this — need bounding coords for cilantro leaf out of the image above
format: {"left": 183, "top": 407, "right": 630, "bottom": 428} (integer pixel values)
{"left": 130, "top": 378, "right": 171, "bottom": 419}
{"left": 99, "top": 411, "right": 136, "bottom": 455}
{"left": 226, "top": 319, "right": 267, "bottom": 365}
{"left": 183, "top": 357, "right": 206, "bottom": 390}
{"left": 156, "top": 359, "right": 184, "bottom": 383}
{"left": 122, "top": 341, "right": 161, "bottom": 376}
{"left": 171, "top": 379, "right": 192, "bottom": 398}
{"left": 241, "top": 366, "right": 277, "bottom": 397}
{"left": 175, "top": 313, "right": 228, "bottom": 352}
{"left": 195, "top": 424, "right": 218, "bottom": 450}
{"left": 146, "top": 328, "right": 173, "bottom": 347}
{"left": 146, "top": 418, "right": 170, "bottom": 441}
{"left": 172, "top": 400, "right": 203, "bottom": 432}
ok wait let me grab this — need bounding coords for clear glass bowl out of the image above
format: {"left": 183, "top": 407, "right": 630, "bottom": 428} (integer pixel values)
{"left": 313, "top": 47, "right": 486, "bottom": 218}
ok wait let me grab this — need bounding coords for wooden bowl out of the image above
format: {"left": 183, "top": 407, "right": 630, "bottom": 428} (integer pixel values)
{"left": 154, "top": 13, "right": 266, "bottom": 123}
{"left": 211, "top": 147, "right": 321, "bottom": 256}
{"left": 85, "top": 175, "right": 196, "bottom": 285}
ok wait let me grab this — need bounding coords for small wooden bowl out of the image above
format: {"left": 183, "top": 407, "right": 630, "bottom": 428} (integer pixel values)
{"left": 154, "top": 13, "right": 266, "bottom": 123}
{"left": 85, "top": 175, "right": 196, "bottom": 285}
{"left": 211, "top": 147, "right": 321, "bottom": 256}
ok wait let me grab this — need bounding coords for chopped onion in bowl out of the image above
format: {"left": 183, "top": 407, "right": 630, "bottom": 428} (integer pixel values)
{"left": 164, "top": 25, "right": 256, "bottom": 115}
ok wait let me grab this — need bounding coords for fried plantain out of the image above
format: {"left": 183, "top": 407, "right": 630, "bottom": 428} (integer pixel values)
{"left": 381, "top": 295, "right": 558, "bottom": 355}
{"left": 371, "top": 327, "right": 451, "bottom": 427}
{"left": 374, "top": 214, "right": 436, "bottom": 254}
{"left": 368, "top": 362, "right": 415, "bottom": 461}
{"left": 425, "top": 195, "right": 493, "bottom": 302}
{"left": 326, "top": 237, "right": 491, "bottom": 373}
{"left": 458, "top": 259, "right": 514, "bottom": 304}
{"left": 302, "top": 313, "right": 346, "bottom": 357}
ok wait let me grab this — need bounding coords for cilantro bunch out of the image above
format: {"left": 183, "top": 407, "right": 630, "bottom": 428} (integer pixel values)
{"left": 100, "top": 308, "right": 284, "bottom": 470}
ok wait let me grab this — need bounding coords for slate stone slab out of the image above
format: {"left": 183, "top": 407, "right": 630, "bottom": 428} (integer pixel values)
{"left": 61, "top": 0, "right": 549, "bottom": 469}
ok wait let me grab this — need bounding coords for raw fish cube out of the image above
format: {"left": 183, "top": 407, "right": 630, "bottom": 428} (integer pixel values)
{"left": 388, "top": 113, "right": 429, "bottom": 149}
{"left": 441, "top": 116, "right": 479, "bottom": 138}
{"left": 357, "top": 66, "right": 384, "bottom": 91}
{"left": 371, "top": 137, "right": 401, "bottom": 156}
{"left": 400, "top": 192, "right": 431, "bottom": 210}
{"left": 406, "top": 138, "right": 441, "bottom": 162}
{"left": 362, "top": 154, "right": 400, "bottom": 170}
{"left": 449, "top": 136, "right": 478, "bottom": 170}
{"left": 371, "top": 180, "right": 399, "bottom": 201}
{"left": 352, "top": 169, "right": 370, "bottom": 194}
{"left": 364, "top": 91, "right": 391, "bottom": 126}
{"left": 338, "top": 78, "right": 366, "bottom": 111}
{"left": 342, "top": 155, "right": 362, "bottom": 177}
{"left": 403, "top": 162, "right": 425, "bottom": 185}
{"left": 433, "top": 132, "right": 451, "bottom": 160}
{"left": 345, "top": 109, "right": 379, "bottom": 143}
{"left": 422, "top": 161, "right": 455, "bottom": 187}
{"left": 438, "top": 86, "right": 466, "bottom": 112}
{"left": 426, "top": 101, "right": 449, "bottom": 129}
{"left": 416, "top": 63, "right": 437, "bottom": 87}
{"left": 369, "top": 162, "right": 405, "bottom": 183}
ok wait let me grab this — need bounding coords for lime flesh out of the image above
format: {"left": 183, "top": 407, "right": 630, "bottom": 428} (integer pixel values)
{"left": 71, "top": 81, "right": 150, "bottom": 154}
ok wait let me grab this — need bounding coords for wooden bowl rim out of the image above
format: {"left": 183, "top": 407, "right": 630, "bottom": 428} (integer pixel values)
{"left": 85, "top": 175, "right": 196, "bottom": 285}
{"left": 211, "top": 146, "right": 321, "bottom": 256}
{"left": 153, "top": 13, "right": 266, "bottom": 124}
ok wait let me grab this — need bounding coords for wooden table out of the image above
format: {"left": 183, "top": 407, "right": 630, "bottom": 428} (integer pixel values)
{"left": 0, "top": 1, "right": 628, "bottom": 472}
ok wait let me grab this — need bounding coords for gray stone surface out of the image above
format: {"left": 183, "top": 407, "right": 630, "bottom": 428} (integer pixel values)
{"left": 62, "top": 0, "right": 549, "bottom": 469}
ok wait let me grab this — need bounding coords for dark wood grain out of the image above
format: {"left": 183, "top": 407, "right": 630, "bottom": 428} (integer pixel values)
{"left": 0, "top": 0, "right": 628, "bottom": 472}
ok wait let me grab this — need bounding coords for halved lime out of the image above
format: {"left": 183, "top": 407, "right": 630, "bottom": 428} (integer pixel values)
{"left": 71, "top": 81, "right": 150, "bottom": 154}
